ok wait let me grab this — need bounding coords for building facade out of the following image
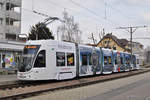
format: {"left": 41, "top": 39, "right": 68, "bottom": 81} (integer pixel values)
{"left": 97, "top": 33, "right": 144, "bottom": 53}
{"left": 0, "top": 0, "right": 23, "bottom": 70}
{"left": 97, "top": 33, "right": 144, "bottom": 66}
{"left": 143, "top": 47, "right": 150, "bottom": 66}
{"left": 97, "top": 33, "right": 130, "bottom": 52}
{"left": 128, "top": 41, "right": 143, "bottom": 54}
{"left": 0, "top": 40, "right": 24, "bottom": 69}
{"left": 0, "top": 0, "right": 21, "bottom": 40}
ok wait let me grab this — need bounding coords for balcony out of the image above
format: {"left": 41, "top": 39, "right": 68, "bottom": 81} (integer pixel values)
{"left": 0, "top": 0, "right": 5, "bottom": 3}
{"left": 0, "top": 26, "right": 4, "bottom": 33}
{"left": 0, "top": 0, "right": 21, "bottom": 7}
{"left": 6, "top": 10, "right": 21, "bottom": 21}
{"left": 5, "top": 25, "right": 20, "bottom": 34}
{"left": 0, "top": 10, "right": 5, "bottom": 18}
{"left": 6, "top": 0, "right": 21, "bottom": 7}
{"left": 11, "top": 0, "right": 21, "bottom": 7}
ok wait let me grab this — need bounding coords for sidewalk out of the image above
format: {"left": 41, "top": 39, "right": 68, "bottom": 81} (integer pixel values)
{"left": 0, "top": 68, "right": 17, "bottom": 75}
{"left": 0, "top": 74, "right": 17, "bottom": 84}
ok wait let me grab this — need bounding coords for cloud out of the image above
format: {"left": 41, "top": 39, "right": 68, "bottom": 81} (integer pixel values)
{"left": 126, "top": 0, "right": 150, "bottom": 5}
{"left": 21, "top": 0, "right": 150, "bottom": 47}
{"left": 110, "top": 0, "right": 150, "bottom": 6}
{"left": 141, "top": 12, "right": 150, "bottom": 22}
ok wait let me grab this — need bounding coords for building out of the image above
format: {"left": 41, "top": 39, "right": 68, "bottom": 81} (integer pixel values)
{"left": 97, "top": 33, "right": 130, "bottom": 52}
{"left": 128, "top": 41, "right": 143, "bottom": 54}
{"left": 143, "top": 46, "right": 150, "bottom": 66}
{"left": 0, "top": 0, "right": 21, "bottom": 40}
{"left": 97, "top": 33, "right": 143, "bottom": 53}
{"left": 130, "top": 42, "right": 144, "bottom": 66}
{"left": 0, "top": 40, "right": 24, "bottom": 69}
{"left": 97, "top": 33, "right": 144, "bottom": 66}
{"left": 0, "top": 0, "right": 23, "bottom": 70}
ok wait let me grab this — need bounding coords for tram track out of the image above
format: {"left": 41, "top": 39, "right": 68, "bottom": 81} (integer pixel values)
{"left": 0, "top": 81, "right": 39, "bottom": 90}
{"left": 0, "top": 79, "right": 60, "bottom": 90}
{"left": 0, "top": 69, "right": 150, "bottom": 100}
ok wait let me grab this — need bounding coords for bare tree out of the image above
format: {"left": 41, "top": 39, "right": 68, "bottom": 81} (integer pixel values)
{"left": 57, "top": 10, "right": 82, "bottom": 43}
{"left": 99, "top": 28, "right": 105, "bottom": 47}
{"left": 99, "top": 28, "right": 105, "bottom": 40}
{"left": 88, "top": 33, "right": 97, "bottom": 45}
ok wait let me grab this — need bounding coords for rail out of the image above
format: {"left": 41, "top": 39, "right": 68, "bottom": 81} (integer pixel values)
{"left": 0, "top": 69, "right": 150, "bottom": 100}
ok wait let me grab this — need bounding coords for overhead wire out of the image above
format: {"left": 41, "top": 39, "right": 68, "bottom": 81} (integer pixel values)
{"left": 23, "top": 0, "right": 150, "bottom": 38}
{"left": 69, "top": 0, "right": 121, "bottom": 28}
{"left": 107, "top": 3, "right": 135, "bottom": 21}
{"left": 45, "top": 0, "right": 111, "bottom": 31}
{"left": 131, "top": 37, "right": 150, "bottom": 39}
{"left": 23, "top": 0, "right": 121, "bottom": 28}
{"left": 25, "top": 0, "right": 105, "bottom": 27}
{"left": 46, "top": 0, "right": 106, "bottom": 24}
{"left": 46, "top": 0, "right": 73, "bottom": 11}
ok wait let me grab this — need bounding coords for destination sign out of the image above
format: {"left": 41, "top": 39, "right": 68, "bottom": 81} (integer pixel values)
{"left": 25, "top": 45, "right": 37, "bottom": 49}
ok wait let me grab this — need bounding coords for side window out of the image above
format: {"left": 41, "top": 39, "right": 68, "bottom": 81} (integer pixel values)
{"left": 115, "top": 57, "right": 118, "bottom": 64}
{"left": 127, "top": 58, "right": 130, "bottom": 64}
{"left": 89, "top": 53, "right": 92, "bottom": 65}
{"left": 137, "top": 59, "right": 139, "bottom": 64}
{"left": 67, "top": 53, "right": 74, "bottom": 66}
{"left": 56, "top": 52, "right": 65, "bottom": 66}
{"left": 82, "top": 54, "right": 88, "bottom": 66}
{"left": 34, "top": 50, "right": 46, "bottom": 67}
{"left": 120, "top": 57, "right": 123, "bottom": 64}
{"left": 125, "top": 58, "right": 128, "bottom": 64}
{"left": 108, "top": 56, "right": 112, "bottom": 64}
{"left": 133, "top": 59, "right": 136, "bottom": 64}
{"left": 104, "top": 56, "right": 107, "bottom": 65}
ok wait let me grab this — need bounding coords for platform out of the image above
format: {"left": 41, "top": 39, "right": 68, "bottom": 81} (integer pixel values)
{"left": 0, "top": 74, "right": 17, "bottom": 84}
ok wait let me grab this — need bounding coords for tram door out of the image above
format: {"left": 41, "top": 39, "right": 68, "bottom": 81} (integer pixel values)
{"left": 0, "top": 54, "right": 1, "bottom": 68}
{"left": 2, "top": 54, "right": 5, "bottom": 68}
{"left": 91, "top": 49, "right": 101, "bottom": 75}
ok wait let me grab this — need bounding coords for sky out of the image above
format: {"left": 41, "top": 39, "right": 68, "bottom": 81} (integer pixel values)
{"left": 21, "top": 0, "right": 150, "bottom": 48}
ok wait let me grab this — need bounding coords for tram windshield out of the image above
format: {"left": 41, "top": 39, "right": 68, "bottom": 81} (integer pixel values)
{"left": 19, "top": 45, "right": 40, "bottom": 72}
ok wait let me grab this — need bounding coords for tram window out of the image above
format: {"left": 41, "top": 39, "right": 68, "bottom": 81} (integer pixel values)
{"left": 82, "top": 54, "right": 88, "bottom": 66}
{"left": 34, "top": 50, "right": 46, "bottom": 67}
{"left": 89, "top": 54, "right": 92, "bottom": 65}
{"left": 67, "top": 53, "right": 74, "bottom": 66}
{"left": 104, "top": 56, "right": 107, "bottom": 65}
{"left": 125, "top": 58, "right": 128, "bottom": 64}
{"left": 127, "top": 58, "right": 130, "bottom": 64}
{"left": 137, "top": 59, "right": 139, "bottom": 64}
{"left": 120, "top": 57, "right": 123, "bottom": 64}
{"left": 133, "top": 59, "right": 136, "bottom": 64}
{"left": 108, "top": 56, "right": 112, "bottom": 64}
{"left": 56, "top": 52, "right": 65, "bottom": 66}
{"left": 115, "top": 57, "right": 118, "bottom": 64}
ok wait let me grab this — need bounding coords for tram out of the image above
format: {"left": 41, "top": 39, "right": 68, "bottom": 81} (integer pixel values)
{"left": 17, "top": 40, "right": 139, "bottom": 80}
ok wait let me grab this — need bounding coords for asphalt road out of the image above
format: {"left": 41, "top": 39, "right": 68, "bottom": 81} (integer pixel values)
{"left": 85, "top": 74, "right": 150, "bottom": 100}
{"left": 23, "top": 71, "right": 150, "bottom": 100}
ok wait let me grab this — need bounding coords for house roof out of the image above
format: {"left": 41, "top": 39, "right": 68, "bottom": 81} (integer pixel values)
{"left": 97, "top": 33, "right": 130, "bottom": 52}
{"left": 119, "top": 39, "right": 129, "bottom": 46}
{"left": 86, "top": 43, "right": 97, "bottom": 47}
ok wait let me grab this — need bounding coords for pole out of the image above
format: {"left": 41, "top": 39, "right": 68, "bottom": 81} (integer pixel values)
{"left": 130, "top": 27, "right": 133, "bottom": 70}
{"left": 92, "top": 33, "right": 96, "bottom": 45}
{"left": 116, "top": 25, "right": 147, "bottom": 70}
{"left": 57, "top": 29, "right": 59, "bottom": 41}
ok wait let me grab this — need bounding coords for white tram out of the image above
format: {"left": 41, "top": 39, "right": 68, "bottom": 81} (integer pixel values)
{"left": 17, "top": 39, "right": 140, "bottom": 81}
{"left": 18, "top": 40, "right": 76, "bottom": 80}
